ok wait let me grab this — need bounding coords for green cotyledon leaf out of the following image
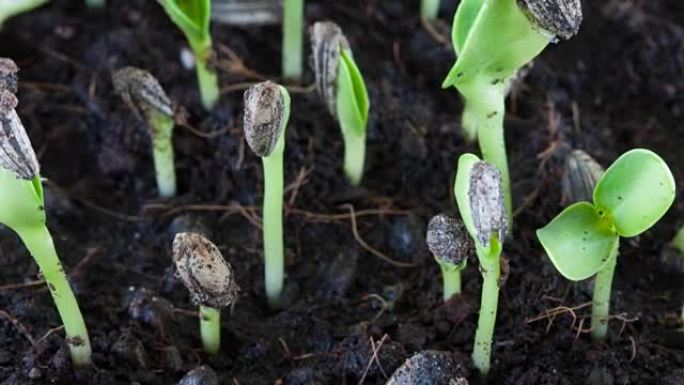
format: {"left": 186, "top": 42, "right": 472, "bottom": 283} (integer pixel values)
{"left": 537, "top": 201, "right": 619, "bottom": 281}
{"left": 593, "top": 149, "right": 675, "bottom": 238}
{"left": 335, "top": 48, "right": 369, "bottom": 137}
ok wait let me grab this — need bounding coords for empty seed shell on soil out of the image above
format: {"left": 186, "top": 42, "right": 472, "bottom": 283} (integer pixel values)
{"left": 386, "top": 350, "right": 469, "bottom": 385}
{"left": 561, "top": 149, "right": 604, "bottom": 204}
{"left": 243, "top": 80, "right": 287, "bottom": 157}
{"left": 426, "top": 214, "right": 473, "bottom": 266}
{"left": 172, "top": 233, "right": 240, "bottom": 308}
{"left": 0, "top": 91, "right": 39, "bottom": 180}
{"left": 518, "top": 0, "right": 583, "bottom": 40}
{"left": 310, "top": 21, "right": 351, "bottom": 117}
{"left": 468, "top": 161, "right": 508, "bottom": 246}
{"left": 111, "top": 66, "right": 173, "bottom": 122}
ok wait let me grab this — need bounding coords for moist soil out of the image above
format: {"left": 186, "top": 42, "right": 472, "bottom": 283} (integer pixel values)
{"left": 0, "top": 0, "right": 683, "bottom": 384}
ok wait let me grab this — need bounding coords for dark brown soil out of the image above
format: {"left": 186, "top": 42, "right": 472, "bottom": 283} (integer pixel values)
{"left": 1, "top": 0, "right": 683, "bottom": 384}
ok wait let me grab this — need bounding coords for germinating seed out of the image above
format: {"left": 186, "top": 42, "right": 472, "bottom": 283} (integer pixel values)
{"left": 426, "top": 214, "right": 473, "bottom": 266}
{"left": 243, "top": 80, "right": 287, "bottom": 157}
{"left": 518, "top": 0, "right": 583, "bottom": 40}
{"left": 112, "top": 67, "right": 173, "bottom": 122}
{"left": 468, "top": 162, "right": 508, "bottom": 246}
{"left": 310, "top": 21, "right": 350, "bottom": 117}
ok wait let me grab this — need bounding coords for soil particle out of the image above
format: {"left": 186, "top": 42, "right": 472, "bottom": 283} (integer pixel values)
{"left": 386, "top": 350, "right": 469, "bottom": 385}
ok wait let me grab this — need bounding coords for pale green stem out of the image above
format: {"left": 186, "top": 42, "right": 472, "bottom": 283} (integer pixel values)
{"left": 342, "top": 131, "right": 366, "bottom": 186}
{"left": 282, "top": 0, "right": 303, "bottom": 81}
{"left": 420, "top": 0, "right": 440, "bottom": 20}
{"left": 19, "top": 225, "right": 91, "bottom": 366}
{"left": 591, "top": 248, "right": 618, "bottom": 340}
{"left": 0, "top": 0, "right": 47, "bottom": 26}
{"left": 199, "top": 306, "right": 220, "bottom": 355}
{"left": 466, "top": 81, "right": 512, "bottom": 226}
{"left": 262, "top": 151, "right": 284, "bottom": 307}
{"left": 439, "top": 263, "right": 461, "bottom": 301}
{"left": 460, "top": 100, "right": 478, "bottom": 143}
{"left": 671, "top": 225, "right": 684, "bottom": 252}
{"left": 151, "top": 113, "right": 176, "bottom": 198}
{"left": 194, "top": 45, "right": 219, "bottom": 111}
{"left": 472, "top": 241, "right": 501, "bottom": 375}
{"left": 85, "top": 0, "right": 105, "bottom": 8}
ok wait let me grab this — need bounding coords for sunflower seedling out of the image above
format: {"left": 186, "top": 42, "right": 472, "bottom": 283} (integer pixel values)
{"left": 112, "top": 67, "right": 177, "bottom": 198}
{"left": 282, "top": 0, "right": 303, "bottom": 80}
{"left": 310, "top": 21, "right": 370, "bottom": 186}
{"left": 442, "top": 0, "right": 582, "bottom": 222}
{"left": 426, "top": 214, "right": 473, "bottom": 301}
{"left": 0, "top": 0, "right": 47, "bottom": 26}
{"left": 0, "top": 59, "right": 91, "bottom": 366}
{"left": 243, "top": 81, "right": 290, "bottom": 307}
{"left": 158, "top": 0, "right": 219, "bottom": 110}
{"left": 173, "top": 232, "right": 240, "bottom": 355}
{"left": 454, "top": 153, "right": 508, "bottom": 374}
{"left": 537, "top": 149, "right": 675, "bottom": 340}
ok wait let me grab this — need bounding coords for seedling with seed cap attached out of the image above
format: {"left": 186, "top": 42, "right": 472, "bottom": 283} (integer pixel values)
{"left": 454, "top": 153, "right": 508, "bottom": 374}
{"left": 158, "top": 0, "right": 219, "bottom": 110}
{"left": 243, "top": 81, "right": 290, "bottom": 307}
{"left": 0, "top": 58, "right": 91, "bottom": 366}
{"left": 442, "top": 0, "right": 583, "bottom": 223}
{"left": 173, "top": 232, "right": 240, "bottom": 354}
{"left": 426, "top": 214, "right": 473, "bottom": 301}
{"left": 537, "top": 149, "right": 675, "bottom": 340}
{"left": 112, "top": 67, "right": 177, "bottom": 198}
{"left": 310, "top": 21, "right": 370, "bottom": 186}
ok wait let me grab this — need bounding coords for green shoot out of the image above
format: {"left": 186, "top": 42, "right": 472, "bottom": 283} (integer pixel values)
{"left": 426, "top": 214, "right": 473, "bottom": 301}
{"left": 0, "top": 0, "right": 47, "bottom": 26}
{"left": 420, "top": 0, "right": 440, "bottom": 20}
{"left": 310, "top": 21, "right": 370, "bottom": 186}
{"left": 282, "top": 0, "right": 303, "bottom": 81}
{"left": 112, "top": 67, "right": 177, "bottom": 198}
{"left": 158, "top": 0, "right": 219, "bottom": 110}
{"left": 537, "top": 149, "right": 675, "bottom": 340}
{"left": 454, "top": 153, "right": 508, "bottom": 374}
{"left": 660, "top": 225, "right": 684, "bottom": 273}
{"left": 243, "top": 81, "right": 291, "bottom": 307}
{"left": 443, "top": 0, "right": 582, "bottom": 223}
{"left": 173, "top": 233, "right": 240, "bottom": 355}
{"left": 85, "top": 0, "right": 105, "bottom": 8}
{"left": 0, "top": 59, "right": 91, "bottom": 366}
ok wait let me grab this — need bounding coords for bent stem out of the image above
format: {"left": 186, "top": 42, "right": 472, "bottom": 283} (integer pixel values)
{"left": 472, "top": 240, "right": 501, "bottom": 375}
{"left": 199, "top": 306, "right": 221, "bottom": 355}
{"left": 440, "top": 263, "right": 462, "bottom": 301}
{"left": 20, "top": 225, "right": 91, "bottom": 366}
{"left": 591, "top": 247, "right": 618, "bottom": 340}
{"left": 262, "top": 150, "right": 284, "bottom": 307}
{"left": 194, "top": 46, "right": 219, "bottom": 111}
{"left": 421, "top": 0, "right": 440, "bottom": 20}
{"left": 342, "top": 131, "right": 366, "bottom": 186}
{"left": 151, "top": 113, "right": 176, "bottom": 198}
{"left": 282, "top": 0, "right": 303, "bottom": 81}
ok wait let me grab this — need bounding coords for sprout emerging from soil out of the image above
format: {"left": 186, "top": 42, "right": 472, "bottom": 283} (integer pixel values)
{"left": 112, "top": 67, "right": 177, "bottom": 198}
{"left": 0, "top": 0, "right": 47, "bottom": 26}
{"left": 454, "top": 153, "right": 508, "bottom": 374}
{"left": 310, "top": 21, "right": 370, "bottom": 186}
{"left": 0, "top": 59, "right": 92, "bottom": 366}
{"left": 386, "top": 350, "right": 469, "bottom": 385}
{"left": 660, "top": 225, "right": 684, "bottom": 274}
{"left": 282, "top": 0, "right": 303, "bottom": 80}
{"left": 426, "top": 214, "right": 473, "bottom": 301}
{"left": 158, "top": 0, "right": 219, "bottom": 110}
{"left": 173, "top": 233, "right": 240, "bottom": 355}
{"left": 421, "top": 0, "right": 440, "bottom": 20}
{"left": 537, "top": 149, "right": 675, "bottom": 340}
{"left": 243, "top": 81, "right": 290, "bottom": 307}
{"left": 442, "top": 0, "right": 582, "bottom": 224}
{"left": 562, "top": 149, "right": 604, "bottom": 204}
